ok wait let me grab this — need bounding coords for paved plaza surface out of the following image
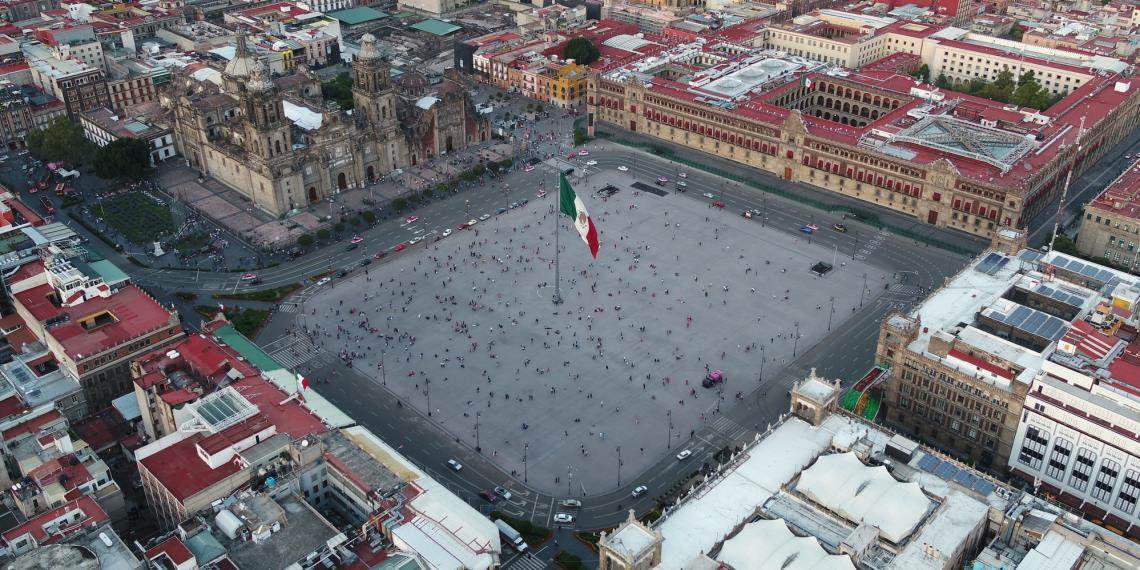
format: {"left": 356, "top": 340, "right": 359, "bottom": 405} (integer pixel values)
{"left": 300, "top": 170, "right": 887, "bottom": 495}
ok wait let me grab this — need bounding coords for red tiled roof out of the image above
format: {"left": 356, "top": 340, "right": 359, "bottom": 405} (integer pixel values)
{"left": 28, "top": 455, "right": 92, "bottom": 491}
{"left": 74, "top": 415, "right": 118, "bottom": 452}
{"left": 13, "top": 284, "right": 175, "bottom": 361}
{"left": 160, "top": 388, "right": 199, "bottom": 406}
{"left": 1, "top": 409, "right": 63, "bottom": 442}
{"left": 232, "top": 375, "right": 326, "bottom": 438}
{"left": 139, "top": 433, "right": 244, "bottom": 502}
{"left": 0, "top": 396, "right": 27, "bottom": 421}
{"left": 1085, "top": 158, "right": 1140, "bottom": 221}
{"left": 1061, "top": 320, "right": 1118, "bottom": 361}
{"left": 949, "top": 348, "right": 1015, "bottom": 379}
{"left": 145, "top": 536, "right": 195, "bottom": 566}
{"left": 1, "top": 496, "right": 108, "bottom": 546}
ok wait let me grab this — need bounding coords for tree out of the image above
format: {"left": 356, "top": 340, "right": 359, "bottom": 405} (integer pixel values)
{"left": 1010, "top": 26, "right": 1024, "bottom": 41}
{"left": 93, "top": 138, "right": 152, "bottom": 180}
{"left": 1012, "top": 77, "right": 1051, "bottom": 110}
{"left": 563, "top": 38, "right": 600, "bottom": 66}
{"left": 297, "top": 234, "right": 315, "bottom": 247}
{"left": 321, "top": 72, "right": 354, "bottom": 110}
{"left": 935, "top": 73, "right": 951, "bottom": 89}
{"left": 1017, "top": 70, "right": 1036, "bottom": 87}
{"left": 25, "top": 118, "right": 95, "bottom": 166}
{"left": 912, "top": 64, "right": 930, "bottom": 83}
{"left": 316, "top": 228, "right": 331, "bottom": 240}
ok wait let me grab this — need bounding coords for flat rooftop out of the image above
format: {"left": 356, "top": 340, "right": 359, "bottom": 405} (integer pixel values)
{"left": 225, "top": 495, "right": 341, "bottom": 570}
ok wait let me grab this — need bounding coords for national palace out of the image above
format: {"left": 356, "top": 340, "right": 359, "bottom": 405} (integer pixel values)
{"left": 586, "top": 11, "right": 1140, "bottom": 239}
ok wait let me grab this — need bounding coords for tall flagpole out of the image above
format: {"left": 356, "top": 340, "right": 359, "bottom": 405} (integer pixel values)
{"left": 553, "top": 171, "right": 563, "bottom": 305}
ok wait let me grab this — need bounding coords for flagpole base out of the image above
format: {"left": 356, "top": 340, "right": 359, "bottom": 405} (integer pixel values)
{"left": 552, "top": 292, "right": 563, "bottom": 305}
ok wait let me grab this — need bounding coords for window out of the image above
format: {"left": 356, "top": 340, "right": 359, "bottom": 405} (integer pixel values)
{"left": 1018, "top": 426, "right": 1049, "bottom": 470}
{"left": 1093, "top": 459, "right": 1120, "bottom": 502}
{"left": 1116, "top": 470, "right": 1139, "bottom": 514}
{"left": 1046, "top": 438, "right": 1072, "bottom": 481}
{"left": 1069, "top": 448, "right": 1096, "bottom": 492}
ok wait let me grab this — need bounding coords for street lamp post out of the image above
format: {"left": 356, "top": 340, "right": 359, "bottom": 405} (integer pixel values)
{"left": 759, "top": 345, "right": 765, "bottom": 381}
{"left": 465, "top": 199, "right": 470, "bottom": 218}
{"left": 425, "top": 378, "right": 431, "bottom": 416}
{"left": 852, "top": 230, "right": 859, "bottom": 260}
{"left": 475, "top": 411, "right": 481, "bottom": 452}
{"left": 860, "top": 273, "right": 868, "bottom": 308}
{"left": 567, "top": 465, "right": 573, "bottom": 496}
{"left": 523, "top": 442, "right": 528, "bottom": 483}
{"left": 792, "top": 321, "right": 801, "bottom": 358}
{"left": 617, "top": 445, "right": 622, "bottom": 487}
{"left": 666, "top": 410, "right": 673, "bottom": 449}
{"left": 827, "top": 296, "right": 835, "bottom": 331}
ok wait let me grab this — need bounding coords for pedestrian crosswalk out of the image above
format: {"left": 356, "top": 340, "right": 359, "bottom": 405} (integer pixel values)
{"left": 278, "top": 302, "right": 300, "bottom": 313}
{"left": 267, "top": 335, "right": 320, "bottom": 369}
{"left": 503, "top": 553, "right": 550, "bottom": 570}
{"left": 709, "top": 416, "right": 751, "bottom": 442}
{"left": 887, "top": 284, "right": 923, "bottom": 296}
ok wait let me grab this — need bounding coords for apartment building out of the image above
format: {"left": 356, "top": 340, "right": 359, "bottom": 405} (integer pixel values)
{"left": 79, "top": 107, "right": 175, "bottom": 166}
{"left": 1076, "top": 159, "right": 1140, "bottom": 270}
{"left": 4, "top": 249, "right": 183, "bottom": 410}
{"left": 877, "top": 246, "right": 1140, "bottom": 537}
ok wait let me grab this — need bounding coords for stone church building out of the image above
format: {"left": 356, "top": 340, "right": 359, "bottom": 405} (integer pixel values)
{"left": 168, "top": 33, "right": 489, "bottom": 216}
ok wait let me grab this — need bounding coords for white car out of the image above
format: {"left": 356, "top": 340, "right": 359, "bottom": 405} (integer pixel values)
{"left": 702, "top": 192, "right": 714, "bottom": 199}
{"left": 479, "top": 213, "right": 491, "bottom": 221}
{"left": 554, "top": 513, "right": 575, "bottom": 524}
{"left": 578, "top": 149, "right": 589, "bottom": 156}
{"left": 679, "top": 172, "right": 688, "bottom": 178}
{"left": 408, "top": 237, "right": 422, "bottom": 245}
{"left": 676, "top": 449, "right": 692, "bottom": 460}
{"left": 442, "top": 228, "right": 453, "bottom": 237}
{"left": 524, "top": 164, "right": 535, "bottom": 172}
{"left": 447, "top": 459, "right": 462, "bottom": 471}
{"left": 494, "top": 486, "right": 512, "bottom": 500}
{"left": 316, "top": 277, "right": 332, "bottom": 287}
{"left": 617, "top": 165, "right": 629, "bottom": 172}
{"left": 560, "top": 499, "right": 582, "bottom": 508}
{"left": 585, "top": 160, "right": 597, "bottom": 166}
{"left": 467, "top": 218, "right": 478, "bottom": 226}
{"left": 631, "top": 485, "right": 648, "bottom": 498}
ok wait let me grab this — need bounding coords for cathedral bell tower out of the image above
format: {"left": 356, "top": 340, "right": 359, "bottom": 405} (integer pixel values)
{"left": 242, "top": 60, "right": 293, "bottom": 163}
{"left": 352, "top": 34, "right": 398, "bottom": 131}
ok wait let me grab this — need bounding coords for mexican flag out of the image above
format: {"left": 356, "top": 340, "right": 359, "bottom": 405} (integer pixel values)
{"left": 298, "top": 374, "right": 309, "bottom": 391}
{"left": 801, "top": 74, "right": 813, "bottom": 89}
{"left": 559, "top": 173, "right": 599, "bottom": 258}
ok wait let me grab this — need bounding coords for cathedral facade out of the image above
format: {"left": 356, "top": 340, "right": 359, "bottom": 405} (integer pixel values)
{"left": 169, "top": 34, "right": 489, "bottom": 217}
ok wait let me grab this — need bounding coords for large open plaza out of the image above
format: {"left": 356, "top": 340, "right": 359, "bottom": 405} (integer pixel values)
{"left": 298, "top": 168, "right": 888, "bottom": 495}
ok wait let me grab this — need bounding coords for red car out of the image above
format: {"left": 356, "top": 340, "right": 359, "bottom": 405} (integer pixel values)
{"left": 457, "top": 222, "right": 470, "bottom": 230}
{"left": 393, "top": 243, "right": 407, "bottom": 252}
{"left": 712, "top": 200, "right": 726, "bottom": 208}
{"left": 373, "top": 251, "right": 388, "bottom": 259}
{"left": 479, "top": 490, "right": 497, "bottom": 503}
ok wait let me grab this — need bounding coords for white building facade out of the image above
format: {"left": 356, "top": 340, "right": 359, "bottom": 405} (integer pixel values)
{"left": 1009, "top": 360, "right": 1140, "bottom": 534}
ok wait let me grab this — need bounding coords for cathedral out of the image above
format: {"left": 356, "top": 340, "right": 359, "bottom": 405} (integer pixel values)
{"left": 169, "top": 33, "right": 490, "bottom": 216}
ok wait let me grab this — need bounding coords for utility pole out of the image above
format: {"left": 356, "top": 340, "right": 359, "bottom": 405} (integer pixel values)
{"left": 475, "top": 411, "right": 481, "bottom": 452}
{"left": 567, "top": 465, "right": 572, "bottom": 496}
{"left": 759, "top": 345, "right": 765, "bottom": 381}
{"left": 852, "top": 230, "right": 858, "bottom": 260}
{"left": 523, "top": 442, "right": 528, "bottom": 483}
{"left": 425, "top": 378, "right": 431, "bottom": 416}
{"left": 792, "top": 321, "right": 801, "bottom": 357}
{"left": 666, "top": 410, "right": 673, "bottom": 449}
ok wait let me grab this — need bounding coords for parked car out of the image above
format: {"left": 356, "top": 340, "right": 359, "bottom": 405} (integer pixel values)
{"left": 447, "top": 459, "right": 462, "bottom": 471}
{"left": 393, "top": 243, "right": 407, "bottom": 252}
{"left": 442, "top": 228, "right": 453, "bottom": 237}
{"left": 479, "top": 213, "right": 491, "bottom": 221}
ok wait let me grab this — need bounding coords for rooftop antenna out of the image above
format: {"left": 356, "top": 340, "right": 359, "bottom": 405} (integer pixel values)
{"left": 1048, "top": 115, "right": 1085, "bottom": 255}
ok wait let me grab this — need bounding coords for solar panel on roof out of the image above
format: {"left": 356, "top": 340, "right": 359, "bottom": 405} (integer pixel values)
{"left": 988, "top": 257, "right": 1010, "bottom": 275}
{"left": 973, "top": 480, "right": 996, "bottom": 495}
{"left": 976, "top": 252, "right": 1002, "bottom": 274}
{"left": 916, "top": 454, "right": 941, "bottom": 472}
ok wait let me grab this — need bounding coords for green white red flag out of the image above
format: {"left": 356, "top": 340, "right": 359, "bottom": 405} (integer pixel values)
{"left": 559, "top": 173, "right": 599, "bottom": 258}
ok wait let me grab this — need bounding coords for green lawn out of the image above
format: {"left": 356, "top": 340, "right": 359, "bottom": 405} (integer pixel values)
{"left": 97, "top": 192, "right": 174, "bottom": 243}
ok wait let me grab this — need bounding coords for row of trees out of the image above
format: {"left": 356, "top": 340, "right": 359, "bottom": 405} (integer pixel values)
{"left": 26, "top": 117, "right": 152, "bottom": 180}
{"left": 933, "top": 69, "right": 1062, "bottom": 111}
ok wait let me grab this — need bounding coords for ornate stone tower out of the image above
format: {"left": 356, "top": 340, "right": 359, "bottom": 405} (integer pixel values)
{"left": 242, "top": 60, "right": 293, "bottom": 163}
{"left": 352, "top": 34, "right": 397, "bottom": 129}
{"left": 223, "top": 31, "right": 256, "bottom": 95}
